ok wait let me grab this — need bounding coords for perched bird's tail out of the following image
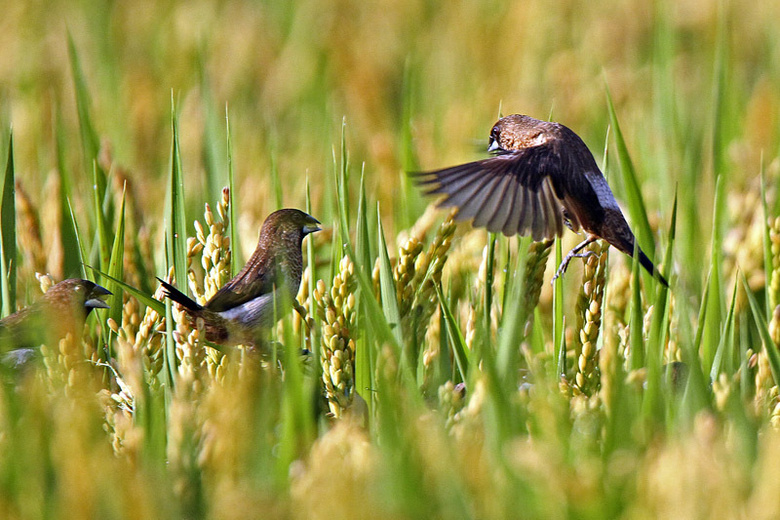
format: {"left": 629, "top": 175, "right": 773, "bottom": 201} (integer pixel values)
{"left": 157, "top": 278, "right": 203, "bottom": 311}
{"left": 637, "top": 249, "right": 669, "bottom": 288}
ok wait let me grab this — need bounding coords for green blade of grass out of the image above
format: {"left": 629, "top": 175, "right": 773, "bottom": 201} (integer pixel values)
{"left": 709, "top": 273, "right": 739, "bottom": 381}
{"left": 376, "top": 206, "right": 404, "bottom": 359}
{"left": 628, "top": 241, "right": 644, "bottom": 371}
{"left": 198, "top": 54, "right": 224, "bottom": 201}
{"left": 354, "top": 171, "right": 375, "bottom": 402}
{"left": 225, "top": 105, "right": 242, "bottom": 275}
{"left": 84, "top": 265, "right": 164, "bottom": 315}
{"left": 162, "top": 95, "right": 187, "bottom": 391}
{"left": 166, "top": 96, "right": 188, "bottom": 290}
{"left": 484, "top": 233, "right": 497, "bottom": 338}
{"left": 92, "top": 161, "right": 113, "bottom": 273}
{"left": 302, "top": 176, "right": 323, "bottom": 419}
{"left": 0, "top": 132, "right": 16, "bottom": 316}
{"left": 760, "top": 158, "right": 773, "bottom": 313}
{"left": 335, "top": 117, "right": 351, "bottom": 248}
{"left": 496, "top": 237, "right": 530, "bottom": 384}
{"left": 67, "top": 33, "right": 109, "bottom": 216}
{"left": 702, "top": 174, "right": 725, "bottom": 372}
{"left": 743, "top": 273, "right": 780, "bottom": 389}
{"left": 54, "top": 103, "right": 83, "bottom": 279}
{"left": 556, "top": 316, "right": 567, "bottom": 378}
{"left": 67, "top": 199, "right": 88, "bottom": 279}
{"left": 269, "top": 136, "right": 283, "bottom": 210}
{"left": 433, "top": 283, "right": 468, "bottom": 383}
{"left": 106, "top": 186, "right": 127, "bottom": 334}
{"left": 605, "top": 83, "right": 655, "bottom": 261}
{"left": 710, "top": 1, "right": 729, "bottom": 181}
{"left": 642, "top": 192, "right": 676, "bottom": 420}
{"left": 276, "top": 314, "right": 313, "bottom": 483}
{"left": 552, "top": 238, "right": 564, "bottom": 373}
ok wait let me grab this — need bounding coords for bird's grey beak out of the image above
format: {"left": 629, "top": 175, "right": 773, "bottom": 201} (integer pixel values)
{"left": 303, "top": 217, "right": 322, "bottom": 235}
{"left": 487, "top": 139, "right": 502, "bottom": 153}
{"left": 86, "top": 284, "right": 112, "bottom": 310}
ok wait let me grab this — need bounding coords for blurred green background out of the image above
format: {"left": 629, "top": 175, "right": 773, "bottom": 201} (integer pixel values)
{"left": 3, "top": 1, "right": 780, "bottom": 518}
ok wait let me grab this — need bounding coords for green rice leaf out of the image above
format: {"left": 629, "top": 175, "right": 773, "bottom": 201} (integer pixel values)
{"left": 106, "top": 186, "right": 127, "bottom": 332}
{"left": 628, "top": 241, "right": 644, "bottom": 371}
{"left": 54, "top": 103, "right": 82, "bottom": 279}
{"left": 67, "top": 199, "right": 88, "bottom": 279}
{"left": 84, "top": 265, "right": 165, "bottom": 315}
{"left": 743, "top": 274, "right": 780, "bottom": 390}
{"left": 198, "top": 55, "right": 224, "bottom": 201}
{"left": 67, "top": 33, "right": 109, "bottom": 214}
{"left": 226, "top": 106, "right": 243, "bottom": 275}
{"left": 709, "top": 273, "right": 739, "bottom": 381}
{"left": 552, "top": 238, "right": 564, "bottom": 373}
{"left": 605, "top": 84, "right": 655, "bottom": 260}
{"left": 376, "top": 206, "right": 404, "bottom": 358}
{"left": 434, "top": 283, "right": 468, "bottom": 383}
{"left": 166, "top": 95, "right": 188, "bottom": 290}
{"left": 0, "top": 132, "right": 16, "bottom": 316}
{"left": 335, "top": 117, "right": 351, "bottom": 248}
{"left": 702, "top": 175, "right": 725, "bottom": 371}
{"left": 354, "top": 171, "right": 374, "bottom": 401}
{"left": 760, "top": 159, "right": 772, "bottom": 313}
{"left": 92, "top": 161, "right": 112, "bottom": 273}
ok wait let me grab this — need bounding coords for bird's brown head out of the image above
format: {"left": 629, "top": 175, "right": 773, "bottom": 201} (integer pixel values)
{"left": 487, "top": 114, "right": 555, "bottom": 154}
{"left": 259, "top": 209, "right": 321, "bottom": 246}
{"left": 49, "top": 279, "right": 112, "bottom": 316}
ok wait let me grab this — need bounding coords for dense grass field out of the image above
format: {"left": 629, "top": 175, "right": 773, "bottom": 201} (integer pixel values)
{"left": 2, "top": 0, "right": 780, "bottom": 518}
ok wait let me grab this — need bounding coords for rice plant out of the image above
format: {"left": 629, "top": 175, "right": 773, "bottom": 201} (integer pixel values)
{"left": 1, "top": 1, "right": 780, "bottom": 518}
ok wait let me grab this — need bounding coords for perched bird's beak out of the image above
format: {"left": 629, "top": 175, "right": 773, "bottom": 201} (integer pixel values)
{"left": 487, "top": 139, "right": 502, "bottom": 154}
{"left": 85, "top": 284, "right": 112, "bottom": 310}
{"left": 302, "top": 216, "right": 322, "bottom": 235}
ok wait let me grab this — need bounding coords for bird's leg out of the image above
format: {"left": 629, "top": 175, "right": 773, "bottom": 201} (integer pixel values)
{"left": 293, "top": 299, "right": 314, "bottom": 335}
{"left": 552, "top": 236, "right": 600, "bottom": 283}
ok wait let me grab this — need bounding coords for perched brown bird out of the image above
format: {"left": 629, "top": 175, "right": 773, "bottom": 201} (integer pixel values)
{"left": 159, "top": 208, "right": 321, "bottom": 348}
{"left": 414, "top": 114, "right": 668, "bottom": 286}
{"left": 0, "top": 279, "right": 112, "bottom": 366}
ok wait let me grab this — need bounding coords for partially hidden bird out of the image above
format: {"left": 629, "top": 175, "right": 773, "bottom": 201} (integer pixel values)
{"left": 0, "top": 278, "right": 112, "bottom": 366}
{"left": 414, "top": 114, "right": 668, "bottom": 286}
{"left": 159, "top": 208, "right": 321, "bottom": 348}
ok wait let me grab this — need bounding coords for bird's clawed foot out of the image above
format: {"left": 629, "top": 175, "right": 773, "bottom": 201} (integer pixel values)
{"left": 550, "top": 236, "right": 600, "bottom": 285}
{"left": 293, "top": 300, "right": 313, "bottom": 333}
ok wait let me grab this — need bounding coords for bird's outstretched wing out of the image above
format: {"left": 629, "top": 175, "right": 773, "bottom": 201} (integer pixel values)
{"left": 414, "top": 139, "right": 604, "bottom": 241}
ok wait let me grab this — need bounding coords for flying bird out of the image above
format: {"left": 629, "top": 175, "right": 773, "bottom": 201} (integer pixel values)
{"left": 414, "top": 114, "right": 668, "bottom": 286}
{"left": 159, "top": 208, "right": 321, "bottom": 348}
{"left": 0, "top": 278, "right": 112, "bottom": 366}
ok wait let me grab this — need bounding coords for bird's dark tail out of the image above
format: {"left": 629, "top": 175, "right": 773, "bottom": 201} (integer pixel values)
{"left": 157, "top": 278, "right": 203, "bottom": 311}
{"left": 637, "top": 250, "right": 669, "bottom": 288}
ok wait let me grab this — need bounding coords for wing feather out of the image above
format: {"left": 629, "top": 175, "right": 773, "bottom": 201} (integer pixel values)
{"left": 486, "top": 177, "right": 516, "bottom": 233}
{"left": 206, "top": 249, "right": 278, "bottom": 312}
{"left": 473, "top": 175, "right": 511, "bottom": 229}
{"left": 412, "top": 135, "right": 602, "bottom": 240}
{"left": 501, "top": 181, "right": 523, "bottom": 236}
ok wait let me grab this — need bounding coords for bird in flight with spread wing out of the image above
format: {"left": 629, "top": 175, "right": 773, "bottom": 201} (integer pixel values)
{"left": 414, "top": 114, "right": 668, "bottom": 286}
